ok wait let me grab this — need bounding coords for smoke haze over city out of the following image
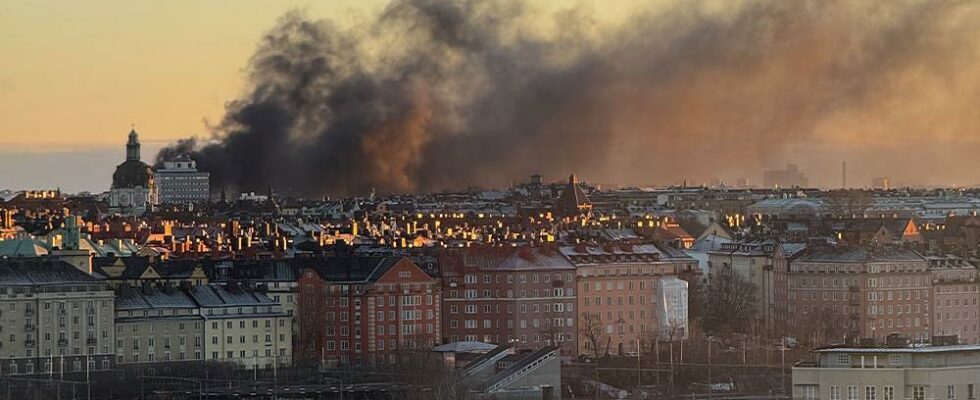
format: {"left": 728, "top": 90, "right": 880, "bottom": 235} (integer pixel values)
{"left": 149, "top": 0, "right": 980, "bottom": 196}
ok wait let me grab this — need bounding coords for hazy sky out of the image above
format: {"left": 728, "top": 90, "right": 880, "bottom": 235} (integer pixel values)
{"left": 0, "top": 0, "right": 644, "bottom": 192}
{"left": 0, "top": 1, "right": 977, "bottom": 193}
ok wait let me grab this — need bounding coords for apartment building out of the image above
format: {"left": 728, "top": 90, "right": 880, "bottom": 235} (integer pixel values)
{"left": 296, "top": 256, "right": 441, "bottom": 366}
{"left": 793, "top": 345, "right": 980, "bottom": 400}
{"left": 0, "top": 258, "right": 116, "bottom": 375}
{"left": 212, "top": 259, "right": 300, "bottom": 356}
{"left": 788, "top": 245, "right": 933, "bottom": 342}
{"left": 927, "top": 255, "right": 979, "bottom": 344}
{"left": 566, "top": 243, "right": 698, "bottom": 357}
{"left": 114, "top": 285, "right": 204, "bottom": 365}
{"left": 709, "top": 239, "right": 794, "bottom": 330}
{"left": 440, "top": 246, "right": 578, "bottom": 356}
{"left": 191, "top": 284, "right": 292, "bottom": 369}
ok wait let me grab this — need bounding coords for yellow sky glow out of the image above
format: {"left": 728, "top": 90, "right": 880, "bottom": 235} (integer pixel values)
{"left": 0, "top": 0, "right": 642, "bottom": 149}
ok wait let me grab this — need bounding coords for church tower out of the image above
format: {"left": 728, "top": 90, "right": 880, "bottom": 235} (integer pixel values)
{"left": 110, "top": 127, "right": 156, "bottom": 215}
{"left": 126, "top": 128, "right": 141, "bottom": 161}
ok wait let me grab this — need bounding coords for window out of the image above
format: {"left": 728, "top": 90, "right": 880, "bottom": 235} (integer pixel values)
{"left": 801, "top": 385, "right": 818, "bottom": 400}
{"left": 830, "top": 386, "right": 841, "bottom": 400}
{"left": 967, "top": 384, "right": 974, "bottom": 400}
{"left": 848, "top": 385, "right": 859, "bottom": 400}
{"left": 950, "top": 385, "right": 956, "bottom": 400}
{"left": 866, "top": 386, "right": 876, "bottom": 400}
{"left": 888, "top": 355, "right": 902, "bottom": 366}
{"left": 913, "top": 386, "right": 925, "bottom": 400}
{"left": 883, "top": 386, "right": 894, "bottom": 400}
{"left": 837, "top": 354, "right": 852, "bottom": 366}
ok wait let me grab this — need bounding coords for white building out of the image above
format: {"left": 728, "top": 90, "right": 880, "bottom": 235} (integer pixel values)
{"left": 155, "top": 156, "right": 209, "bottom": 204}
{"left": 658, "top": 276, "right": 689, "bottom": 340}
{"left": 793, "top": 345, "right": 980, "bottom": 400}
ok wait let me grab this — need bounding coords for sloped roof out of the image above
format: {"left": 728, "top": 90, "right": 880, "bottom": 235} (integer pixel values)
{"left": 186, "top": 284, "right": 277, "bottom": 307}
{"left": 554, "top": 175, "right": 592, "bottom": 216}
{"left": 0, "top": 237, "right": 48, "bottom": 256}
{"left": 304, "top": 256, "right": 404, "bottom": 283}
{"left": 793, "top": 245, "right": 925, "bottom": 263}
{"left": 0, "top": 258, "right": 103, "bottom": 286}
{"left": 116, "top": 286, "right": 198, "bottom": 310}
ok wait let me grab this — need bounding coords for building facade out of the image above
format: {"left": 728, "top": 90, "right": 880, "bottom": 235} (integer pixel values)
{"left": 788, "top": 245, "right": 932, "bottom": 343}
{"left": 709, "top": 240, "right": 790, "bottom": 330}
{"left": 155, "top": 156, "right": 210, "bottom": 204}
{"left": 190, "top": 284, "right": 292, "bottom": 369}
{"left": 927, "top": 256, "right": 979, "bottom": 344}
{"left": 0, "top": 258, "right": 116, "bottom": 375}
{"left": 440, "top": 246, "right": 578, "bottom": 356}
{"left": 567, "top": 243, "right": 698, "bottom": 357}
{"left": 114, "top": 285, "right": 205, "bottom": 366}
{"left": 793, "top": 345, "right": 980, "bottom": 400}
{"left": 297, "top": 257, "right": 441, "bottom": 366}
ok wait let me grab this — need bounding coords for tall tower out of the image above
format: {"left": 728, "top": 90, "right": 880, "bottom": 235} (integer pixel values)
{"left": 126, "top": 128, "right": 141, "bottom": 161}
{"left": 842, "top": 161, "right": 847, "bottom": 188}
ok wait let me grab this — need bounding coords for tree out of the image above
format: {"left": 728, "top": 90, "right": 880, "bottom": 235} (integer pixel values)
{"left": 394, "top": 349, "right": 472, "bottom": 400}
{"left": 824, "top": 190, "right": 874, "bottom": 218}
{"left": 579, "top": 312, "right": 609, "bottom": 359}
{"left": 699, "top": 272, "right": 758, "bottom": 336}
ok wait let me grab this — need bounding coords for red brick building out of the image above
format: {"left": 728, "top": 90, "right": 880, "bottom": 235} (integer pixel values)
{"left": 788, "top": 245, "right": 933, "bottom": 344}
{"left": 296, "top": 256, "right": 441, "bottom": 366}
{"left": 927, "top": 255, "right": 979, "bottom": 344}
{"left": 439, "top": 246, "right": 578, "bottom": 356}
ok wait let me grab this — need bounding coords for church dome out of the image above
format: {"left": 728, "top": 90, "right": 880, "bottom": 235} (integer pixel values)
{"left": 112, "top": 159, "right": 154, "bottom": 188}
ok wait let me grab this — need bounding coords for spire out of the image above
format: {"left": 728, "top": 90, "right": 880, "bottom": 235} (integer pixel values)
{"left": 126, "top": 125, "right": 141, "bottom": 161}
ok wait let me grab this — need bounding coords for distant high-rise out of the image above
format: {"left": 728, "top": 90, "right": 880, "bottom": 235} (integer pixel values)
{"left": 155, "top": 156, "right": 210, "bottom": 204}
{"left": 871, "top": 177, "right": 891, "bottom": 190}
{"left": 763, "top": 164, "right": 809, "bottom": 189}
{"left": 842, "top": 161, "right": 847, "bottom": 188}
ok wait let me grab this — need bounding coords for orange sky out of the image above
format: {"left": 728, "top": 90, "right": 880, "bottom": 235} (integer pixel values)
{"left": 0, "top": 0, "right": 642, "bottom": 150}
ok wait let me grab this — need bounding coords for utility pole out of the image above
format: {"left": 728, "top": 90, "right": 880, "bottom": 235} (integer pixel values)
{"left": 781, "top": 340, "right": 787, "bottom": 395}
{"left": 636, "top": 338, "right": 641, "bottom": 388}
{"left": 707, "top": 337, "right": 712, "bottom": 400}
{"left": 86, "top": 354, "right": 91, "bottom": 400}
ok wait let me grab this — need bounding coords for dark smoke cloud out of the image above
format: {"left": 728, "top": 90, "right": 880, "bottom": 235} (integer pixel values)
{"left": 158, "top": 0, "right": 980, "bottom": 195}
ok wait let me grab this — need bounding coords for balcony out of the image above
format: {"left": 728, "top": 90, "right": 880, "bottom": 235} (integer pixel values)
{"left": 86, "top": 337, "right": 97, "bottom": 346}
{"left": 25, "top": 340, "right": 35, "bottom": 348}
{"left": 58, "top": 339, "right": 68, "bottom": 347}
{"left": 24, "top": 324, "right": 35, "bottom": 332}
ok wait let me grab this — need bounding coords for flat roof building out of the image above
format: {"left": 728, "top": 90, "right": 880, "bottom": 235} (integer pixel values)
{"left": 155, "top": 156, "right": 209, "bottom": 204}
{"left": 793, "top": 344, "right": 980, "bottom": 400}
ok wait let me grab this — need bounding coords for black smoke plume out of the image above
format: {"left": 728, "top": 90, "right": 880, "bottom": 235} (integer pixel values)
{"left": 158, "top": 0, "right": 980, "bottom": 195}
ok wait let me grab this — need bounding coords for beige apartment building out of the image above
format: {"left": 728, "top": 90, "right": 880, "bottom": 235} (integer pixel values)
{"left": 190, "top": 284, "right": 292, "bottom": 369}
{"left": 793, "top": 345, "right": 980, "bottom": 400}
{"left": 565, "top": 243, "right": 698, "bottom": 357}
{"left": 114, "top": 285, "right": 204, "bottom": 365}
{"left": 0, "top": 258, "right": 116, "bottom": 375}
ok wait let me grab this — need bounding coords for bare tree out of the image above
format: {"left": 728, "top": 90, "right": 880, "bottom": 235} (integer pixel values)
{"left": 700, "top": 271, "right": 758, "bottom": 336}
{"left": 579, "top": 312, "right": 609, "bottom": 359}
{"left": 395, "top": 349, "right": 472, "bottom": 400}
{"left": 824, "top": 190, "right": 874, "bottom": 218}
